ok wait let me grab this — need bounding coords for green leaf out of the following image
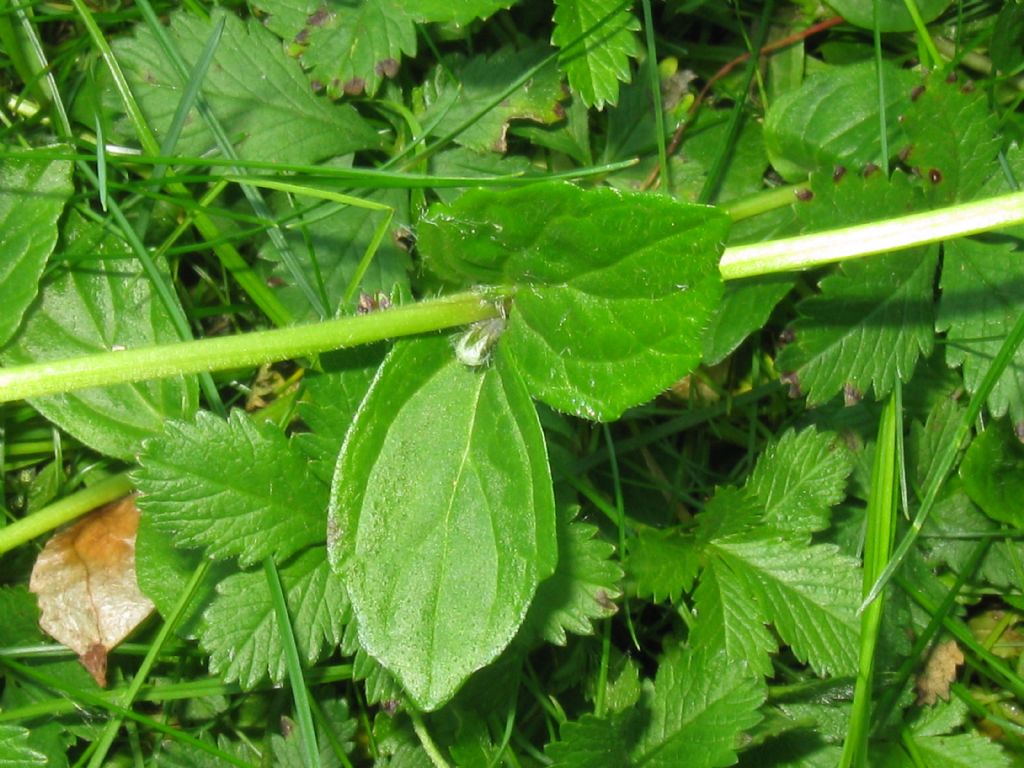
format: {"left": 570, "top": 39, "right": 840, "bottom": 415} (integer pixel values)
{"left": 271, "top": 698, "right": 357, "bottom": 768}
{"left": 764, "top": 59, "right": 916, "bottom": 181}
{"left": 546, "top": 712, "right": 635, "bottom": 767}
{"left": 134, "top": 410, "right": 328, "bottom": 566}
{"left": 418, "top": 181, "right": 729, "bottom": 421}
{"left": 959, "top": 421, "right": 1024, "bottom": 527}
{"left": 701, "top": 276, "right": 794, "bottom": 365}
{"left": 711, "top": 533, "right": 860, "bottom": 677}
{"left": 0, "top": 213, "right": 199, "bottom": 460}
{"left": 0, "top": 586, "right": 43, "bottom": 646}
{"left": 633, "top": 644, "right": 765, "bottom": 767}
{"left": 899, "top": 72, "right": 1001, "bottom": 205}
{"left": 991, "top": 2, "right": 1024, "bottom": 74}
{"left": 520, "top": 506, "right": 622, "bottom": 646}
{"left": 328, "top": 336, "right": 557, "bottom": 709}
{"left": 627, "top": 527, "right": 699, "bottom": 603}
{"left": 0, "top": 150, "right": 73, "bottom": 348}
{"left": 690, "top": 558, "right": 776, "bottom": 678}
{"left": 420, "top": 46, "right": 566, "bottom": 153}
{"left": 259, "top": 0, "right": 417, "bottom": 99}
{"left": 97, "top": 9, "right": 381, "bottom": 163}
{"left": 260, "top": 188, "right": 410, "bottom": 322}
{"left": 777, "top": 248, "right": 937, "bottom": 405}
{"left": 745, "top": 428, "right": 853, "bottom": 534}
{"left": 824, "top": 0, "right": 952, "bottom": 33}
{"left": 552, "top": 0, "right": 639, "bottom": 109}
{"left": 201, "top": 547, "right": 348, "bottom": 689}
{"left": 408, "top": 0, "right": 515, "bottom": 24}
{"left": 0, "top": 725, "right": 47, "bottom": 767}
{"left": 898, "top": 733, "right": 1011, "bottom": 768}
{"left": 937, "top": 237, "right": 1024, "bottom": 423}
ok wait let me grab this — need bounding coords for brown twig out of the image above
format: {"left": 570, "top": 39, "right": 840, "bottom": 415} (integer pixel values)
{"left": 642, "top": 15, "right": 846, "bottom": 192}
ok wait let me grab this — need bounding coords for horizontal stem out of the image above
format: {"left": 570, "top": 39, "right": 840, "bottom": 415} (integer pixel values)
{"left": 0, "top": 292, "right": 498, "bottom": 404}
{"left": 720, "top": 190, "right": 1024, "bottom": 279}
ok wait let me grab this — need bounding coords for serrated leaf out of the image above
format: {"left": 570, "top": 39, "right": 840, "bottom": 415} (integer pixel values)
{"left": 633, "top": 644, "right": 765, "bottom": 767}
{"left": 0, "top": 150, "right": 73, "bottom": 348}
{"left": 546, "top": 712, "right": 634, "bottom": 767}
{"left": 201, "top": 547, "right": 348, "bottom": 689}
{"left": 712, "top": 534, "right": 860, "bottom": 677}
{"left": 271, "top": 698, "right": 357, "bottom": 768}
{"left": 825, "top": 0, "right": 952, "bottom": 33}
{"left": 259, "top": 0, "right": 417, "bottom": 98}
{"left": 764, "top": 59, "right": 916, "bottom": 181}
{"left": 421, "top": 46, "right": 566, "bottom": 153}
{"left": 627, "top": 527, "right": 699, "bottom": 603}
{"left": 959, "top": 421, "right": 1024, "bottom": 527}
{"left": 937, "top": 237, "right": 1024, "bottom": 423}
{"left": 777, "top": 248, "right": 937, "bottom": 405}
{"left": 0, "top": 725, "right": 46, "bottom": 767}
{"left": 134, "top": 410, "right": 328, "bottom": 566}
{"left": 418, "top": 182, "right": 728, "bottom": 421}
{"left": 95, "top": 10, "right": 380, "bottom": 163}
{"left": 746, "top": 428, "right": 853, "bottom": 534}
{"left": 900, "top": 72, "right": 1001, "bottom": 205}
{"left": 552, "top": 0, "right": 639, "bottom": 109}
{"left": 520, "top": 506, "right": 622, "bottom": 646}
{"left": 328, "top": 336, "right": 557, "bottom": 709}
{"left": 0, "top": 586, "right": 43, "bottom": 646}
{"left": 410, "top": 0, "right": 515, "bottom": 24}
{"left": 1, "top": 213, "right": 198, "bottom": 460}
{"left": 690, "top": 559, "right": 776, "bottom": 677}
{"left": 898, "top": 733, "right": 1011, "bottom": 768}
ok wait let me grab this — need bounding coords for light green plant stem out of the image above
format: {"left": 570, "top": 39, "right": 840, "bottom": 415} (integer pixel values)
{"left": 0, "top": 293, "right": 499, "bottom": 403}
{"left": 841, "top": 389, "right": 900, "bottom": 768}
{"left": 719, "top": 190, "right": 1024, "bottom": 279}
{"left": 409, "top": 710, "right": 451, "bottom": 768}
{"left": 0, "top": 472, "right": 133, "bottom": 555}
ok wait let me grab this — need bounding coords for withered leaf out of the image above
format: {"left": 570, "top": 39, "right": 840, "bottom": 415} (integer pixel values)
{"left": 916, "top": 639, "right": 964, "bottom": 706}
{"left": 29, "top": 496, "right": 154, "bottom": 686}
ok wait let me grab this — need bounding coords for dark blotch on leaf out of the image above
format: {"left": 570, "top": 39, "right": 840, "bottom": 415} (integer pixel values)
{"left": 961, "top": 81, "right": 976, "bottom": 94}
{"left": 393, "top": 226, "right": 415, "bottom": 251}
{"left": 778, "top": 327, "right": 796, "bottom": 346}
{"left": 343, "top": 78, "right": 365, "bottom": 96}
{"left": 1015, "top": 422, "right": 1024, "bottom": 444}
{"left": 595, "top": 590, "right": 618, "bottom": 614}
{"left": 294, "top": 28, "right": 309, "bottom": 45}
{"left": 863, "top": 162, "right": 880, "bottom": 178}
{"left": 781, "top": 371, "right": 802, "bottom": 398}
{"left": 307, "top": 7, "right": 331, "bottom": 26}
{"left": 553, "top": 101, "right": 566, "bottom": 120}
{"left": 310, "top": 79, "right": 324, "bottom": 93}
{"left": 833, "top": 165, "right": 846, "bottom": 182}
{"left": 910, "top": 85, "right": 926, "bottom": 102}
{"left": 795, "top": 188, "right": 813, "bottom": 202}
{"left": 929, "top": 168, "right": 943, "bottom": 184}
{"left": 945, "top": 71, "right": 958, "bottom": 84}
{"left": 375, "top": 58, "right": 399, "bottom": 78}
{"left": 898, "top": 145, "right": 913, "bottom": 163}
{"left": 843, "top": 383, "right": 862, "bottom": 407}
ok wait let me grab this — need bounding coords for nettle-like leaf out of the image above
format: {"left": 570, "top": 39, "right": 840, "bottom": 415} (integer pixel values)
{"left": 420, "top": 46, "right": 566, "bottom": 153}
{"left": 259, "top": 0, "right": 417, "bottom": 99}
{"left": 899, "top": 71, "right": 1000, "bottom": 205}
{"left": 690, "top": 558, "right": 776, "bottom": 678}
{"left": 764, "top": 58, "right": 916, "bottom": 181}
{"left": 519, "top": 506, "right": 622, "bottom": 646}
{"left": 328, "top": 336, "right": 557, "bottom": 710}
{"left": 0, "top": 150, "right": 73, "bottom": 348}
{"left": 1, "top": 213, "right": 198, "bottom": 460}
{"left": 959, "top": 421, "right": 1024, "bottom": 527}
{"left": 627, "top": 527, "right": 699, "bottom": 604}
{"left": 547, "top": 644, "right": 765, "bottom": 768}
{"left": 94, "top": 9, "right": 380, "bottom": 163}
{"left": 418, "top": 181, "right": 729, "bottom": 421}
{"left": 746, "top": 428, "right": 854, "bottom": 534}
{"left": 134, "top": 410, "right": 327, "bottom": 566}
{"left": 777, "top": 247, "right": 937, "bottom": 405}
{"left": 710, "top": 533, "right": 860, "bottom": 677}
{"left": 0, "top": 725, "right": 46, "bottom": 767}
{"left": 937, "top": 237, "right": 1024, "bottom": 424}
{"left": 552, "top": 0, "right": 640, "bottom": 109}
{"left": 201, "top": 547, "right": 348, "bottom": 689}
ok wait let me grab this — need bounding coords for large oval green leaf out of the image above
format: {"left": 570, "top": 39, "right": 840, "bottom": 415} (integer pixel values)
{"left": 827, "top": 0, "right": 951, "bottom": 33}
{"left": 328, "top": 336, "right": 557, "bottom": 710}
{"left": 417, "top": 182, "right": 729, "bottom": 421}
{"left": 1, "top": 214, "right": 198, "bottom": 459}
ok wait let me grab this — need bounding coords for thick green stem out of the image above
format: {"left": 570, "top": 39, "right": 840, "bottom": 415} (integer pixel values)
{"left": 0, "top": 292, "right": 498, "bottom": 404}
{"left": 720, "top": 190, "right": 1024, "bottom": 279}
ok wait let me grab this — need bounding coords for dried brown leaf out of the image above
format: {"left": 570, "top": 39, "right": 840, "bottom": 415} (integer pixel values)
{"left": 916, "top": 639, "right": 964, "bottom": 705}
{"left": 29, "top": 496, "right": 154, "bottom": 686}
